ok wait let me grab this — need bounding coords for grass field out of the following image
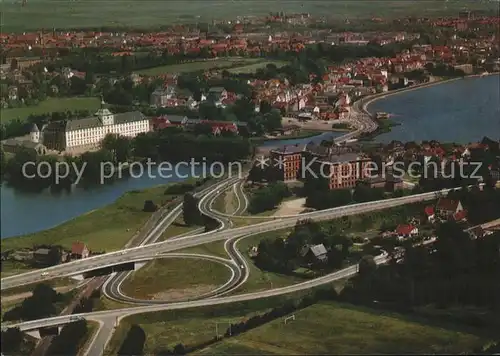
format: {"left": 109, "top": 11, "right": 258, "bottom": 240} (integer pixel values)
{"left": 0, "top": 183, "right": 185, "bottom": 254}
{"left": 0, "top": 97, "right": 101, "bottom": 124}
{"left": 177, "top": 240, "right": 228, "bottom": 259}
{"left": 227, "top": 60, "right": 289, "bottom": 74}
{"left": 1, "top": 277, "right": 77, "bottom": 298}
{"left": 136, "top": 58, "right": 264, "bottom": 75}
{"left": 159, "top": 217, "right": 200, "bottom": 241}
{"left": 196, "top": 302, "right": 490, "bottom": 355}
{"left": 120, "top": 258, "right": 232, "bottom": 301}
{"left": 2, "top": 1, "right": 498, "bottom": 32}
{"left": 104, "top": 292, "right": 312, "bottom": 355}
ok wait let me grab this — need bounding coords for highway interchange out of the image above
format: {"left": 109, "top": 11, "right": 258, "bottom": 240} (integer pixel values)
{"left": 0, "top": 109, "right": 447, "bottom": 355}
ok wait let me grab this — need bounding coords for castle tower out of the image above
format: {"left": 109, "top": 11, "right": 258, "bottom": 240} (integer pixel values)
{"left": 30, "top": 123, "right": 40, "bottom": 143}
{"left": 95, "top": 98, "right": 114, "bottom": 126}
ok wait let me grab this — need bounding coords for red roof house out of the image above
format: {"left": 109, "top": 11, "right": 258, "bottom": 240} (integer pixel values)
{"left": 71, "top": 241, "right": 89, "bottom": 259}
{"left": 436, "top": 198, "right": 464, "bottom": 219}
{"left": 395, "top": 224, "right": 419, "bottom": 239}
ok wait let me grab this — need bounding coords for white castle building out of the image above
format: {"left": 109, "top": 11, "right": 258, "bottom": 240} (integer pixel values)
{"left": 2, "top": 101, "right": 150, "bottom": 155}
{"left": 39, "top": 101, "right": 150, "bottom": 154}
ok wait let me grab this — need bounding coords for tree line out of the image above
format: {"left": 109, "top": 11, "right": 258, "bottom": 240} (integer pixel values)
{"left": 1, "top": 127, "right": 252, "bottom": 193}
{"left": 254, "top": 219, "right": 354, "bottom": 274}
{"left": 3, "top": 284, "right": 66, "bottom": 322}
{"left": 340, "top": 222, "right": 500, "bottom": 325}
{"left": 247, "top": 182, "right": 290, "bottom": 214}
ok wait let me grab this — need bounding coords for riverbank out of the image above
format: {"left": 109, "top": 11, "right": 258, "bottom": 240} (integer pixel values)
{"left": 250, "top": 130, "right": 319, "bottom": 143}
{"left": 347, "top": 72, "right": 499, "bottom": 141}
{"left": 363, "top": 72, "right": 500, "bottom": 114}
{"left": 0, "top": 179, "right": 201, "bottom": 253}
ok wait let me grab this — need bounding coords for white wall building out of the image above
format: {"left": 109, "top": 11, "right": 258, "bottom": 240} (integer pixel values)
{"left": 42, "top": 101, "right": 150, "bottom": 154}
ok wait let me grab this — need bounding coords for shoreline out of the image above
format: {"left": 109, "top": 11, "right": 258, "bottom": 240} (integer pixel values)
{"left": 363, "top": 72, "right": 500, "bottom": 114}
{"left": 343, "top": 72, "right": 500, "bottom": 141}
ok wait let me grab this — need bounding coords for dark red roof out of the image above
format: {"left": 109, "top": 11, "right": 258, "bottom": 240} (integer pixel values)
{"left": 436, "top": 198, "right": 461, "bottom": 212}
{"left": 424, "top": 206, "right": 435, "bottom": 216}
{"left": 453, "top": 209, "right": 467, "bottom": 221}
{"left": 396, "top": 224, "right": 416, "bottom": 236}
{"left": 71, "top": 241, "right": 87, "bottom": 255}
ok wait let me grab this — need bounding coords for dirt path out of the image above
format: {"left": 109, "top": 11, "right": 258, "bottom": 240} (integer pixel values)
{"left": 273, "top": 198, "right": 306, "bottom": 217}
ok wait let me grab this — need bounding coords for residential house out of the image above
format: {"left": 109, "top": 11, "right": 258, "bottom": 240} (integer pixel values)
{"left": 71, "top": 241, "right": 90, "bottom": 259}
{"left": 150, "top": 86, "right": 177, "bottom": 107}
{"left": 395, "top": 224, "right": 419, "bottom": 240}
{"left": 424, "top": 206, "right": 436, "bottom": 223}
{"left": 207, "top": 87, "right": 228, "bottom": 102}
{"left": 7, "top": 86, "right": 18, "bottom": 100}
{"left": 33, "top": 247, "right": 67, "bottom": 265}
{"left": 435, "top": 198, "right": 465, "bottom": 220}
{"left": 302, "top": 244, "right": 328, "bottom": 264}
{"left": 364, "top": 174, "right": 403, "bottom": 192}
{"left": 33, "top": 248, "right": 52, "bottom": 265}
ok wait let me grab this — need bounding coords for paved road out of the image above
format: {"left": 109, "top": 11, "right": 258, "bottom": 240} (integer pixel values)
{"left": 4, "top": 253, "right": 388, "bottom": 332}
{"left": 1, "top": 187, "right": 458, "bottom": 290}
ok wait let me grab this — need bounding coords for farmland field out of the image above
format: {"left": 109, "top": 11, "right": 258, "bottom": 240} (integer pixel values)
{"left": 0, "top": 97, "right": 100, "bottom": 124}
{"left": 196, "top": 302, "right": 490, "bottom": 355}
{"left": 2, "top": 0, "right": 498, "bottom": 33}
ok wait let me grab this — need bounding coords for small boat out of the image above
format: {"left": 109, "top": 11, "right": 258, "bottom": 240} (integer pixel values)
{"left": 375, "top": 112, "right": 389, "bottom": 120}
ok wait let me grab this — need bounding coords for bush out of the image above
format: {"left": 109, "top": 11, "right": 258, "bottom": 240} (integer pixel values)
{"left": 143, "top": 200, "right": 158, "bottom": 212}
{"left": 118, "top": 324, "right": 146, "bottom": 356}
{"left": 1, "top": 327, "right": 23, "bottom": 354}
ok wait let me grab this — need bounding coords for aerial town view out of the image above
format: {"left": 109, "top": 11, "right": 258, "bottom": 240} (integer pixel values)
{"left": 1, "top": 0, "right": 500, "bottom": 355}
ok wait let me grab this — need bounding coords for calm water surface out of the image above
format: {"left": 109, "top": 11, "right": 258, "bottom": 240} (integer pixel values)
{"left": 369, "top": 74, "right": 500, "bottom": 143}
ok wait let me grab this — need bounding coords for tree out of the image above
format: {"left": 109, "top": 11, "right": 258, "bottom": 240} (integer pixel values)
{"left": 358, "top": 255, "right": 377, "bottom": 276}
{"left": 47, "top": 320, "right": 88, "bottom": 356}
{"left": 118, "top": 324, "right": 146, "bottom": 356}
{"left": 1, "top": 327, "right": 23, "bottom": 354}
{"left": 0, "top": 146, "right": 6, "bottom": 178}
{"left": 183, "top": 193, "right": 202, "bottom": 226}
{"left": 173, "top": 343, "right": 187, "bottom": 355}
{"left": 143, "top": 200, "right": 158, "bottom": 212}
{"left": 47, "top": 246, "right": 62, "bottom": 266}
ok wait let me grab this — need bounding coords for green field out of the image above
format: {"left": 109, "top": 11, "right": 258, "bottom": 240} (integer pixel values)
{"left": 227, "top": 61, "right": 289, "bottom": 74}
{"left": 104, "top": 292, "right": 312, "bottom": 355}
{"left": 0, "top": 183, "right": 185, "bottom": 254}
{"left": 177, "top": 240, "right": 228, "bottom": 259}
{"left": 2, "top": 0, "right": 497, "bottom": 32}
{"left": 0, "top": 97, "right": 101, "bottom": 124}
{"left": 197, "top": 302, "right": 490, "bottom": 355}
{"left": 136, "top": 58, "right": 264, "bottom": 76}
{"left": 120, "top": 258, "right": 232, "bottom": 301}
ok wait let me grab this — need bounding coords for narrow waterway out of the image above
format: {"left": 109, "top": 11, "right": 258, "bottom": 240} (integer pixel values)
{"left": 1, "top": 133, "right": 342, "bottom": 239}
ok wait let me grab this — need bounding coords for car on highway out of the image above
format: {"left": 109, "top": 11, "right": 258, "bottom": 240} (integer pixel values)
{"left": 41, "top": 272, "right": 49, "bottom": 276}
{"left": 120, "top": 251, "right": 127, "bottom": 255}
{"left": 240, "top": 265, "right": 245, "bottom": 269}
{"left": 70, "top": 316, "right": 84, "bottom": 321}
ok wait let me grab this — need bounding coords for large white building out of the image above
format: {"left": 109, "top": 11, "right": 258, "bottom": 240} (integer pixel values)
{"left": 38, "top": 102, "right": 150, "bottom": 154}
